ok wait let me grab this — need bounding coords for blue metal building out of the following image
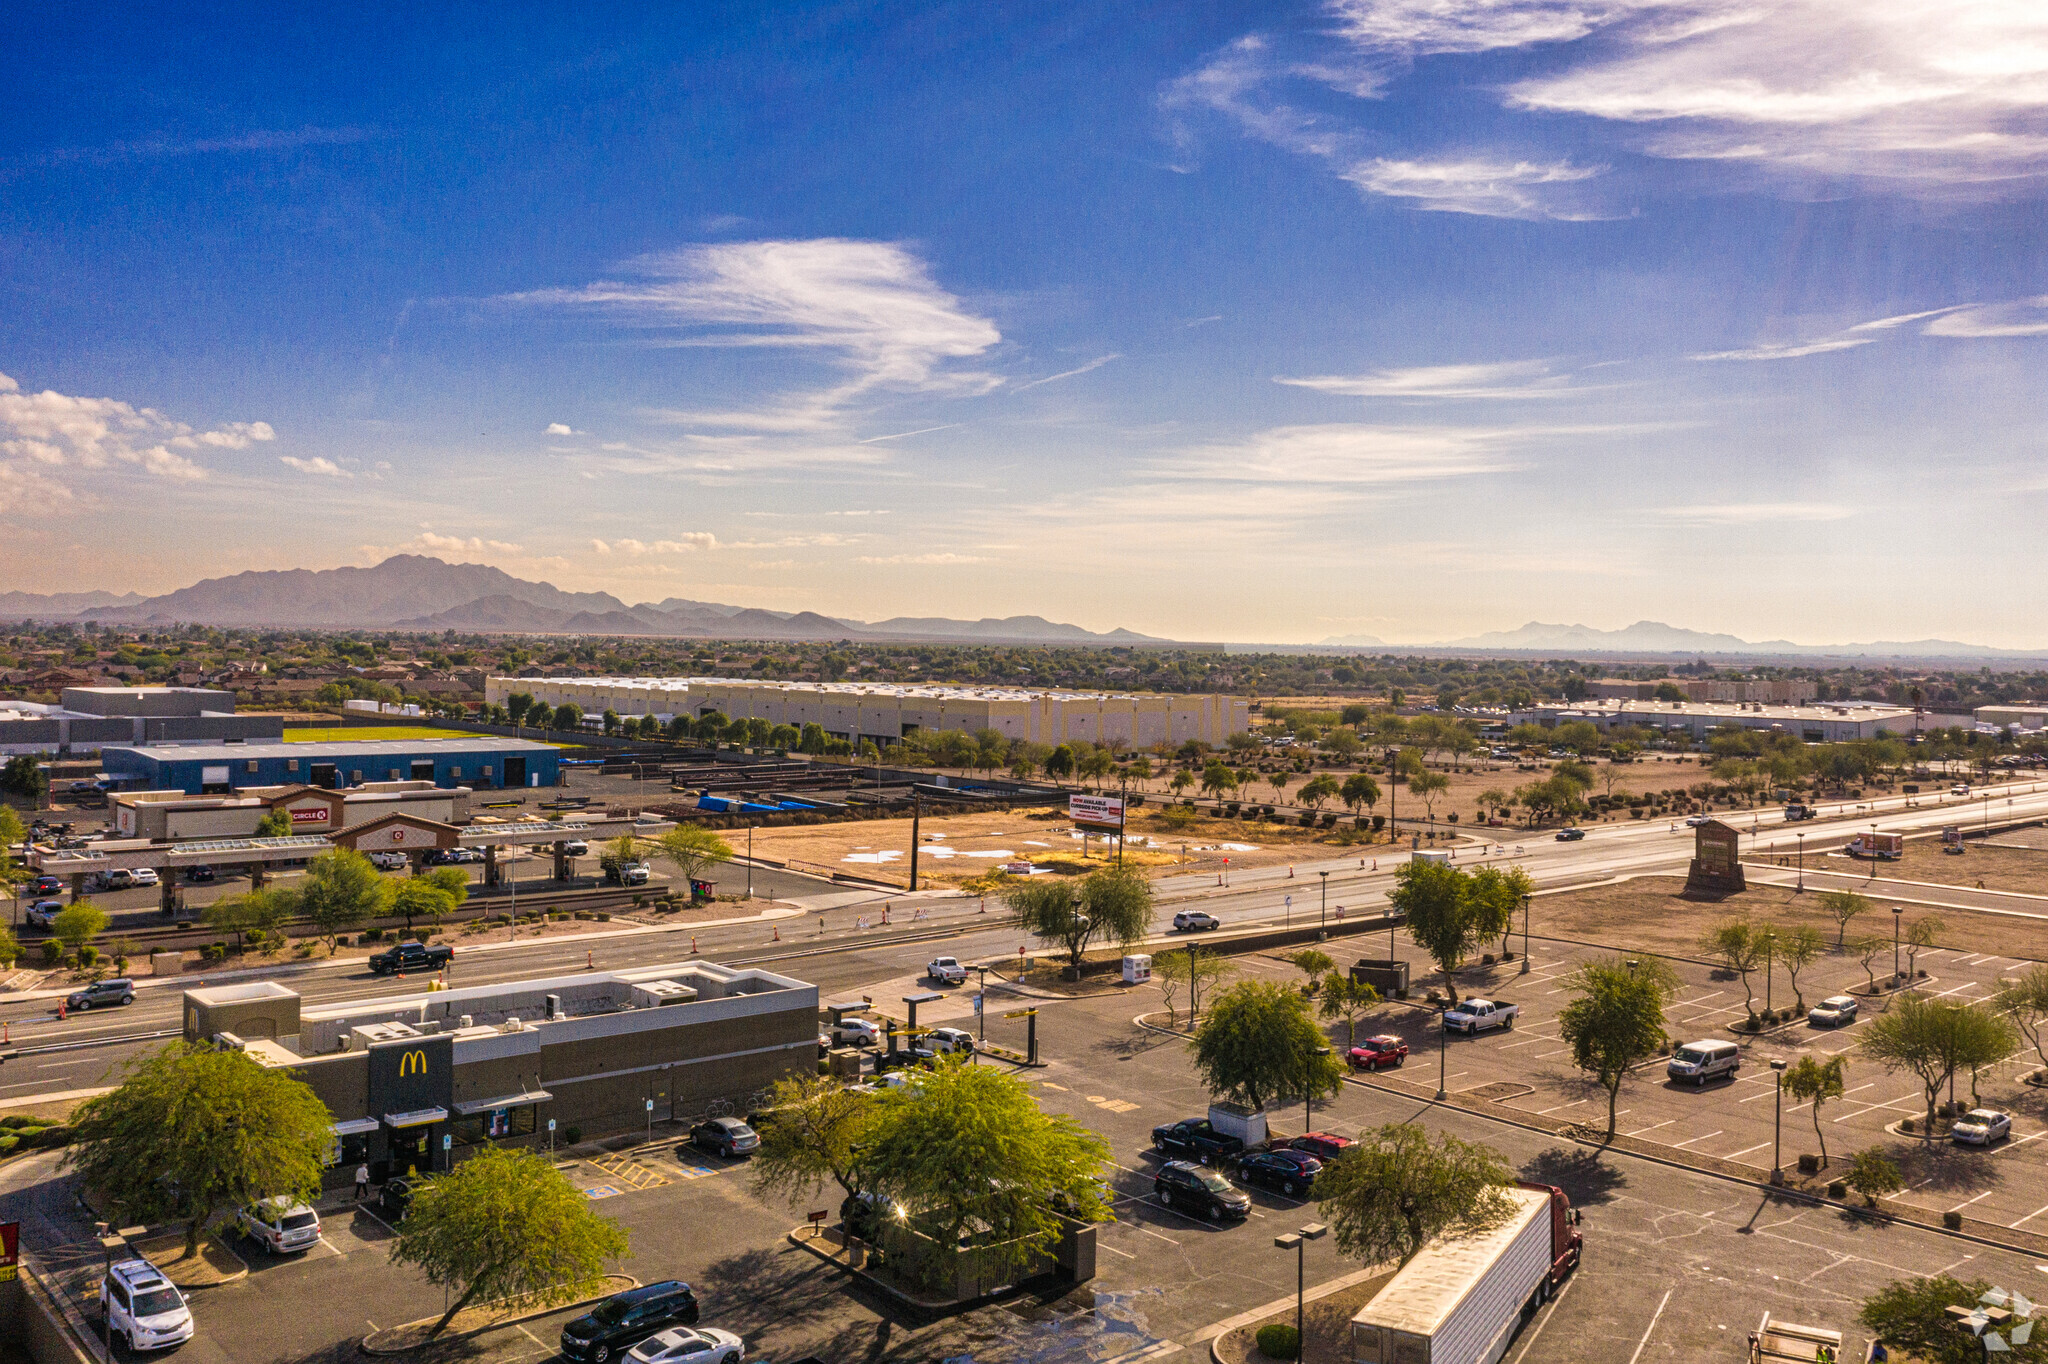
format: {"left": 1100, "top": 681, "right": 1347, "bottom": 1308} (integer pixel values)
{"left": 101, "top": 738, "right": 563, "bottom": 795}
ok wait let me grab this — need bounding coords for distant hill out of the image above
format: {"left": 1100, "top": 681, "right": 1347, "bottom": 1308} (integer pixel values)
{"left": 854, "top": 614, "right": 1162, "bottom": 644}
{"left": 1375, "top": 620, "right": 2047, "bottom": 660}
{"left": 0, "top": 589, "right": 146, "bottom": 618}
{"left": 1316, "top": 633, "right": 1387, "bottom": 648}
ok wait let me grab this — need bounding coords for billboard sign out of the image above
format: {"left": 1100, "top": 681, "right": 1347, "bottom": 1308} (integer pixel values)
{"left": 288, "top": 805, "right": 330, "bottom": 825}
{"left": 1069, "top": 794, "right": 1125, "bottom": 832}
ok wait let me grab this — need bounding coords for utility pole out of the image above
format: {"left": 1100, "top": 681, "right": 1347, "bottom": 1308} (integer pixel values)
{"left": 746, "top": 823, "right": 754, "bottom": 900}
{"left": 909, "top": 788, "right": 921, "bottom": 891}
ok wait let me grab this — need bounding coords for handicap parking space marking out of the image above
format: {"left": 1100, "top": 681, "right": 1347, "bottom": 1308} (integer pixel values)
{"left": 583, "top": 1185, "right": 622, "bottom": 1199}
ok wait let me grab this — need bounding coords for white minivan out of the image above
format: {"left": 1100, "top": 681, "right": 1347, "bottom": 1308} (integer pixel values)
{"left": 241, "top": 1197, "right": 322, "bottom": 1254}
{"left": 101, "top": 1258, "right": 194, "bottom": 1352}
{"left": 1667, "top": 1039, "right": 1741, "bottom": 1086}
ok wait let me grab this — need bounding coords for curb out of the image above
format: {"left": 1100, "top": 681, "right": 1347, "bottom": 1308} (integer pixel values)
{"left": 782, "top": 1227, "right": 1011, "bottom": 1320}
{"left": 357, "top": 1274, "right": 638, "bottom": 1356}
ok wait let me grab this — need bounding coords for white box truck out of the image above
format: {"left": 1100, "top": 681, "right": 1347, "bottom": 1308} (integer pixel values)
{"left": 1350, "top": 1183, "right": 1581, "bottom": 1364}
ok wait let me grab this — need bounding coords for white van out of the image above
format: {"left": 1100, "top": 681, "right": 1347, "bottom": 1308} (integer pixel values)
{"left": 1667, "top": 1039, "right": 1740, "bottom": 1086}
{"left": 100, "top": 1258, "right": 194, "bottom": 1352}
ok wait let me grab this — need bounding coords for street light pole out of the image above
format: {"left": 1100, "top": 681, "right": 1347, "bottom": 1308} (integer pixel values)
{"left": 1273, "top": 1223, "right": 1328, "bottom": 1359}
{"left": 1436, "top": 999, "right": 1449, "bottom": 1101}
{"left": 1893, "top": 905, "right": 1904, "bottom": 984}
{"left": 1795, "top": 832, "right": 1804, "bottom": 892}
{"left": 1318, "top": 870, "right": 1330, "bottom": 929}
{"left": 1519, "top": 892, "right": 1531, "bottom": 974}
{"left": 1305, "top": 1047, "right": 1331, "bottom": 1136}
{"left": 1770, "top": 1057, "right": 1788, "bottom": 1186}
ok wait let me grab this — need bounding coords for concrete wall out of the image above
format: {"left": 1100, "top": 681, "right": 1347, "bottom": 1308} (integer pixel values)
{"left": 1, "top": 1258, "right": 99, "bottom": 1364}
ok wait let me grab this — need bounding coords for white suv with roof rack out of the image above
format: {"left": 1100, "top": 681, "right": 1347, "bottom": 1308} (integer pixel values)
{"left": 101, "top": 1257, "right": 194, "bottom": 1351}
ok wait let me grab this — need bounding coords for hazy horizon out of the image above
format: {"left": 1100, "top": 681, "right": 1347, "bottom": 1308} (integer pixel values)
{"left": 6, "top": 5, "right": 2045, "bottom": 646}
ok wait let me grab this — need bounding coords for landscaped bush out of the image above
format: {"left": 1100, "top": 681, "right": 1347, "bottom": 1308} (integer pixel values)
{"left": 41, "top": 940, "right": 62, "bottom": 965}
{"left": 563, "top": 1125, "right": 582, "bottom": 1145}
{"left": 78, "top": 945, "right": 99, "bottom": 966}
{"left": 1255, "top": 1324, "right": 1300, "bottom": 1360}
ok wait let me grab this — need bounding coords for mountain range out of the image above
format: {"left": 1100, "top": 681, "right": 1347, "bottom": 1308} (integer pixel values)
{"left": 1320, "top": 620, "right": 2047, "bottom": 660}
{"left": 45, "top": 555, "right": 1161, "bottom": 645}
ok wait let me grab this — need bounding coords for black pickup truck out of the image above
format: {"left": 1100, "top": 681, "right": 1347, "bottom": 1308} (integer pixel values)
{"left": 367, "top": 940, "right": 454, "bottom": 976}
{"left": 1151, "top": 1118, "right": 1245, "bottom": 1164}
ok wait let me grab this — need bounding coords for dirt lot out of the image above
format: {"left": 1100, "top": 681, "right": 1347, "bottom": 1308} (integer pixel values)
{"left": 1534, "top": 874, "right": 2048, "bottom": 967}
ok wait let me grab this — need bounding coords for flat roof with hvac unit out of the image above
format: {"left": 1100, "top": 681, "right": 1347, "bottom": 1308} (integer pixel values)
{"left": 101, "top": 738, "right": 562, "bottom": 794}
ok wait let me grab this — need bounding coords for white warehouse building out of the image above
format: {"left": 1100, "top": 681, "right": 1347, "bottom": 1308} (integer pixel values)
{"left": 1511, "top": 698, "right": 1921, "bottom": 743}
{"left": 486, "top": 677, "right": 1249, "bottom": 749}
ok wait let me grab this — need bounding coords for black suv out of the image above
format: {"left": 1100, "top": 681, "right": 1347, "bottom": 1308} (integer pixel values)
{"left": 560, "top": 1281, "right": 700, "bottom": 1363}
{"left": 1154, "top": 1161, "right": 1251, "bottom": 1221}
{"left": 1151, "top": 1118, "right": 1244, "bottom": 1164}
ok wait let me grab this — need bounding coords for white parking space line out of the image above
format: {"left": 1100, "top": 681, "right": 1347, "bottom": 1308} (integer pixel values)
{"left": 1725, "top": 1141, "right": 1772, "bottom": 1160}
{"left": 1625, "top": 1119, "right": 1675, "bottom": 1137}
{"left": 1991, "top": 1132, "right": 2048, "bottom": 1157}
{"left": 1949, "top": 1190, "right": 1995, "bottom": 1214}
{"left": 1671, "top": 1130, "right": 1724, "bottom": 1149}
{"left": 1627, "top": 1289, "right": 1674, "bottom": 1364}
{"left": 2011, "top": 1202, "right": 2048, "bottom": 1229}
{"left": 1096, "top": 1240, "right": 1137, "bottom": 1259}
{"left": 1535, "top": 1099, "right": 1586, "bottom": 1115}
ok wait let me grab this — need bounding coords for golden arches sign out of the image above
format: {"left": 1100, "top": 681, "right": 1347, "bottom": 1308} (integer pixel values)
{"left": 397, "top": 1049, "right": 429, "bottom": 1078}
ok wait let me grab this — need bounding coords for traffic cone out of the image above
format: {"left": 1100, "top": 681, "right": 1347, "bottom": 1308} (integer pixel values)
{"left": 772, "top": 926, "right": 781, "bottom": 941}
{"left": 1371, "top": 859, "right": 1378, "bottom": 871}
{"left": 691, "top": 936, "right": 699, "bottom": 954}
{"left": 1288, "top": 866, "right": 1295, "bottom": 879}
{"left": 587, "top": 950, "right": 594, "bottom": 970}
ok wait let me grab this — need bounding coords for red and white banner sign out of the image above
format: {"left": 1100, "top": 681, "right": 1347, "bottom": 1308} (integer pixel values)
{"left": 1069, "top": 794, "right": 1125, "bottom": 830}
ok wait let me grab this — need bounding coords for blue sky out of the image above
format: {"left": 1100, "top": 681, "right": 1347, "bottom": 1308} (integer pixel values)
{"left": 4, "top": 2, "right": 2046, "bottom": 645}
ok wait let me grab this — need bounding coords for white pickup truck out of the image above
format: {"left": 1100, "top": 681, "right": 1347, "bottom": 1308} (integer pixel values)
{"left": 1444, "top": 997, "right": 1520, "bottom": 1034}
{"left": 927, "top": 956, "right": 969, "bottom": 985}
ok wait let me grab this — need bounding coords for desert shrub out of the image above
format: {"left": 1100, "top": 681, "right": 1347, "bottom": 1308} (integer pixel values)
{"left": 1255, "top": 1325, "right": 1300, "bottom": 1360}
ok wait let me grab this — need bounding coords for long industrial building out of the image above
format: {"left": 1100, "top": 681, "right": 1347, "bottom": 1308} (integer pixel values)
{"left": 102, "top": 737, "right": 562, "bottom": 794}
{"left": 1512, "top": 698, "right": 1920, "bottom": 742}
{"left": 487, "top": 676, "right": 1249, "bottom": 748}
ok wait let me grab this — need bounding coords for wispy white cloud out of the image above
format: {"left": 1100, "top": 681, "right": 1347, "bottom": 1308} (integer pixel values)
{"left": 590, "top": 534, "right": 718, "bottom": 555}
{"left": 1343, "top": 156, "right": 1608, "bottom": 218}
{"left": 1014, "top": 353, "right": 1123, "bottom": 392}
{"left": 1925, "top": 296, "right": 2048, "bottom": 338}
{"left": 857, "top": 423, "right": 964, "bottom": 444}
{"left": 24, "top": 125, "right": 375, "bottom": 171}
{"left": 279, "top": 455, "right": 350, "bottom": 477}
{"left": 1689, "top": 337, "right": 1876, "bottom": 362}
{"left": 545, "top": 422, "right": 582, "bottom": 436}
{"left": 1690, "top": 302, "right": 2042, "bottom": 360}
{"left": 362, "top": 530, "right": 525, "bottom": 562}
{"left": 1277, "top": 360, "right": 1575, "bottom": 398}
{"left": 0, "top": 372, "right": 270, "bottom": 497}
{"left": 1157, "top": 422, "right": 1536, "bottom": 485}
{"left": 854, "top": 552, "right": 991, "bottom": 565}
{"left": 1651, "top": 502, "right": 1854, "bottom": 524}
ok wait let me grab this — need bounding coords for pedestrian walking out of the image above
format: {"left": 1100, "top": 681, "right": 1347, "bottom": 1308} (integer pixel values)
{"left": 355, "top": 1164, "right": 370, "bottom": 1200}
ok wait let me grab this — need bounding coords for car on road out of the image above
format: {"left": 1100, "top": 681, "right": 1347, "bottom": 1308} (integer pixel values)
{"left": 1285, "top": 1131, "right": 1355, "bottom": 1162}
{"left": 607, "top": 861, "right": 652, "bottom": 886}
{"left": 1953, "top": 784, "right": 1972, "bottom": 795}
{"left": 367, "top": 940, "right": 454, "bottom": 976}
{"left": 1555, "top": 827, "right": 1586, "bottom": 841}
{"left": 560, "top": 1281, "right": 701, "bottom": 1364}
{"left": 927, "top": 1026, "right": 976, "bottom": 1054}
{"left": 184, "top": 864, "right": 217, "bottom": 883}
{"left": 240, "top": 1197, "right": 321, "bottom": 1254}
{"left": 1667, "top": 1038, "right": 1741, "bottom": 1086}
{"left": 832, "top": 1017, "right": 881, "bottom": 1047}
{"left": 1154, "top": 1160, "right": 1252, "bottom": 1221}
{"left": 66, "top": 978, "right": 135, "bottom": 1011}
{"left": 1348, "top": 1035, "right": 1410, "bottom": 1071}
{"left": 25, "top": 899, "right": 63, "bottom": 928}
{"left": 100, "top": 1257, "right": 193, "bottom": 1353}
{"left": 129, "top": 867, "right": 159, "bottom": 887}
{"left": 627, "top": 1327, "right": 746, "bottom": 1364}
{"left": 1808, "top": 995, "right": 1860, "bottom": 1027}
{"left": 1151, "top": 1117, "right": 1245, "bottom": 1164}
{"left": 1951, "top": 1109, "right": 2013, "bottom": 1146}
{"left": 926, "top": 955, "right": 968, "bottom": 984}
{"left": 378, "top": 1175, "right": 416, "bottom": 1222}
{"left": 1236, "top": 1148, "right": 1322, "bottom": 1196}
{"left": 1173, "top": 911, "right": 1221, "bottom": 932}
{"left": 367, "top": 851, "right": 409, "bottom": 870}
{"left": 688, "top": 1117, "right": 759, "bottom": 1157}
{"left": 1685, "top": 815, "right": 1711, "bottom": 827}
{"left": 30, "top": 875, "right": 61, "bottom": 896}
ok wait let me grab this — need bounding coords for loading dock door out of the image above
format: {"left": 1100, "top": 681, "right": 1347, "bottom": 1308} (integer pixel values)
{"left": 411, "top": 761, "right": 436, "bottom": 782}
{"left": 310, "top": 763, "right": 338, "bottom": 790}
{"left": 502, "top": 757, "right": 525, "bottom": 789}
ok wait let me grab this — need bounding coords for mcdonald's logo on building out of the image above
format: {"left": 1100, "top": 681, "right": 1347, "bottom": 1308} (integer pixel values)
{"left": 398, "top": 1049, "right": 429, "bottom": 1078}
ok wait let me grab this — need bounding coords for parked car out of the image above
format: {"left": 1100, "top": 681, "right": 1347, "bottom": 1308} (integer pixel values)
{"left": 378, "top": 1175, "right": 416, "bottom": 1222}
{"left": 607, "top": 862, "right": 652, "bottom": 886}
{"left": 100, "top": 868, "right": 135, "bottom": 890}
{"left": 100, "top": 1257, "right": 194, "bottom": 1353}
{"left": 562, "top": 839, "right": 590, "bottom": 857}
{"left": 1348, "top": 1035, "right": 1409, "bottom": 1071}
{"left": 1952, "top": 1109, "right": 2013, "bottom": 1146}
{"left": 1554, "top": 828, "right": 1586, "bottom": 841}
{"left": 689, "top": 1117, "right": 759, "bottom": 1157}
{"left": 1444, "top": 998, "right": 1519, "bottom": 1034}
{"left": 129, "top": 867, "right": 160, "bottom": 887}
{"left": 1808, "top": 995, "right": 1860, "bottom": 1027}
{"left": 1667, "top": 1039, "right": 1741, "bottom": 1086}
{"left": 1173, "top": 911, "right": 1221, "bottom": 932}
{"left": 1236, "top": 1148, "right": 1322, "bottom": 1196}
{"left": 25, "top": 900, "right": 62, "bottom": 928}
{"left": 927, "top": 955, "right": 968, "bottom": 984}
{"left": 872, "top": 1047, "right": 936, "bottom": 1075}
{"left": 560, "top": 1282, "right": 702, "bottom": 1364}
{"left": 1151, "top": 1118, "right": 1245, "bottom": 1164}
{"left": 30, "top": 875, "right": 61, "bottom": 896}
{"left": 1153, "top": 1160, "right": 1251, "bottom": 1221}
{"left": 367, "top": 851, "right": 409, "bottom": 870}
{"left": 184, "top": 864, "right": 217, "bottom": 883}
{"left": 927, "top": 1026, "right": 976, "bottom": 1054}
{"left": 832, "top": 1018, "right": 881, "bottom": 1047}
{"left": 66, "top": 978, "right": 135, "bottom": 1011}
{"left": 627, "top": 1328, "right": 746, "bottom": 1364}
{"left": 367, "top": 940, "right": 454, "bottom": 976}
{"left": 1285, "top": 1131, "right": 1356, "bottom": 1162}
{"left": 241, "top": 1196, "right": 321, "bottom": 1254}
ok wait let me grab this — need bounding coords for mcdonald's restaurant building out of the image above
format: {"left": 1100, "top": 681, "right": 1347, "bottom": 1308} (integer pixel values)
{"left": 182, "top": 959, "right": 818, "bottom": 1184}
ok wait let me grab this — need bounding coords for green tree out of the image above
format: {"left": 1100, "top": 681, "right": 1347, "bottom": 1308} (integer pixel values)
{"left": 298, "top": 848, "right": 393, "bottom": 950}
{"left": 1775, "top": 922, "right": 1827, "bottom": 1011}
{"left": 1155, "top": 945, "right": 1232, "bottom": 1026}
{"left": 505, "top": 693, "right": 533, "bottom": 732}
{"left": 748, "top": 1073, "right": 879, "bottom": 1205}
{"left": 1816, "top": 889, "right": 1871, "bottom": 949}
{"left": 1699, "top": 918, "right": 1767, "bottom": 1019}
{"left": 1907, "top": 913, "right": 1944, "bottom": 979}
{"left": 1860, "top": 994, "right": 2011, "bottom": 1138}
{"left": 1843, "top": 1147, "right": 1904, "bottom": 1208}
{"left": 390, "top": 1146, "right": 630, "bottom": 1339}
{"left": 1314, "top": 1124, "right": 1517, "bottom": 1268}
{"left": 1341, "top": 773, "right": 1380, "bottom": 816}
{"left": 52, "top": 900, "right": 108, "bottom": 954}
{"left": 551, "top": 702, "right": 582, "bottom": 732}
{"left": 0, "top": 919, "right": 20, "bottom": 968}
{"left": 1287, "top": 948, "right": 1335, "bottom": 994}
{"left": 1268, "top": 770, "right": 1293, "bottom": 806}
{"left": 1318, "top": 974, "right": 1381, "bottom": 1050}
{"left": 202, "top": 886, "right": 295, "bottom": 953}
{"left": 1469, "top": 864, "right": 1534, "bottom": 959}
{"left": 1557, "top": 955, "right": 1679, "bottom": 1137}
{"left": 1995, "top": 965, "right": 2048, "bottom": 1072}
{"left": 1782, "top": 1055, "right": 1847, "bottom": 1168}
{"left": 1860, "top": 1275, "right": 2047, "bottom": 1364}
{"left": 0, "top": 754, "right": 47, "bottom": 801}
{"left": 1199, "top": 760, "right": 1236, "bottom": 800}
{"left": 1298, "top": 774, "right": 1340, "bottom": 811}
{"left": 862, "top": 1064, "right": 1111, "bottom": 1280}
{"left": 1043, "top": 743, "right": 1075, "bottom": 779}
{"left": 601, "top": 707, "right": 620, "bottom": 735}
{"left": 255, "top": 808, "right": 294, "bottom": 838}
{"left": 598, "top": 834, "right": 640, "bottom": 880}
{"left": 1189, "top": 979, "right": 1344, "bottom": 1115}
{"left": 1409, "top": 770, "right": 1449, "bottom": 819}
{"left": 1852, "top": 933, "right": 1889, "bottom": 993}
{"left": 391, "top": 878, "right": 459, "bottom": 936}
{"left": 653, "top": 824, "right": 736, "bottom": 888}
{"left": 1004, "top": 863, "right": 1153, "bottom": 968}
{"left": 1389, "top": 861, "right": 1512, "bottom": 1004}
{"left": 66, "top": 1043, "right": 332, "bottom": 1257}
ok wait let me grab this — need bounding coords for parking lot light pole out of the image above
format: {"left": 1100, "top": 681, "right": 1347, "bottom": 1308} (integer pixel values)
{"left": 1893, "top": 905, "right": 1904, "bottom": 983}
{"left": 1770, "top": 1058, "right": 1788, "bottom": 1186}
{"left": 1795, "top": 832, "right": 1805, "bottom": 892}
{"left": 1520, "top": 893, "right": 1532, "bottom": 974}
{"left": 1318, "top": 870, "right": 1330, "bottom": 929}
{"left": 1436, "top": 1000, "right": 1450, "bottom": 1101}
{"left": 1305, "top": 1047, "right": 1331, "bottom": 1135}
{"left": 1273, "top": 1223, "right": 1328, "bottom": 1359}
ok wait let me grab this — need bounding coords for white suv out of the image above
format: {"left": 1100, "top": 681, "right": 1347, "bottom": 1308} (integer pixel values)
{"left": 101, "top": 1258, "right": 194, "bottom": 1352}
{"left": 241, "top": 1197, "right": 321, "bottom": 1254}
{"left": 367, "top": 851, "right": 409, "bottom": 870}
